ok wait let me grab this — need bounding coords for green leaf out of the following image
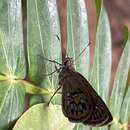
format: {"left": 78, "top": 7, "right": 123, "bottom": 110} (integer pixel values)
{"left": 110, "top": 27, "right": 130, "bottom": 130}
{"left": 0, "top": 8, "right": 26, "bottom": 78}
{"left": 13, "top": 104, "right": 75, "bottom": 130}
{"left": 95, "top": 0, "right": 101, "bottom": 17}
{"left": 0, "top": 0, "right": 26, "bottom": 129}
{"left": 27, "top": 0, "right": 61, "bottom": 104}
{"left": 0, "top": 81, "right": 25, "bottom": 130}
{"left": 90, "top": 0, "right": 112, "bottom": 130}
{"left": 120, "top": 86, "right": 130, "bottom": 128}
{"left": 27, "top": 0, "right": 61, "bottom": 87}
{"left": 23, "top": 80, "right": 49, "bottom": 95}
{"left": 67, "top": 0, "right": 89, "bottom": 78}
{"left": 90, "top": 0, "right": 112, "bottom": 104}
{"left": 73, "top": 124, "right": 90, "bottom": 130}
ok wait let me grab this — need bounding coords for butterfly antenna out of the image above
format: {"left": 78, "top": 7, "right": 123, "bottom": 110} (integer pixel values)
{"left": 74, "top": 42, "right": 92, "bottom": 62}
{"left": 38, "top": 55, "right": 62, "bottom": 66}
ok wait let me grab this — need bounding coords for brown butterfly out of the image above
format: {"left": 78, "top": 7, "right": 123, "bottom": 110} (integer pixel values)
{"left": 46, "top": 56, "right": 113, "bottom": 127}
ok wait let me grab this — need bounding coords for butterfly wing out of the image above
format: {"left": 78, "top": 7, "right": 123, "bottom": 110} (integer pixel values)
{"left": 61, "top": 72, "right": 93, "bottom": 122}
{"left": 61, "top": 71, "right": 112, "bottom": 126}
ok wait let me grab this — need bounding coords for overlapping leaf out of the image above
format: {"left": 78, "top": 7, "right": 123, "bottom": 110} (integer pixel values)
{"left": 90, "top": 0, "right": 112, "bottom": 104}
{"left": 90, "top": 1, "right": 112, "bottom": 130}
{"left": 67, "top": 0, "right": 89, "bottom": 78}
{"left": 13, "top": 104, "right": 75, "bottom": 130}
{"left": 27, "top": 0, "right": 61, "bottom": 104}
{"left": 110, "top": 27, "right": 130, "bottom": 130}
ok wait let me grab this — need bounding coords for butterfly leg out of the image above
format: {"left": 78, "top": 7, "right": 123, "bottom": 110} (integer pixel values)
{"left": 43, "top": 63, "right": 61, "bottom": 76}
{"left": 54, "top": 62, "right": 61, "bottom": 73}
{"left": 43, "top": 69, "right": 58, "bottom": 76}
{"left": 47, "top": 86, "right": 62, "bottom": 106}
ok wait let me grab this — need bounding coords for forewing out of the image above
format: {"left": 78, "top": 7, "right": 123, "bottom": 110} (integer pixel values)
{"left": 83, "top": 102, "right": 112, "bottom": 126}
{"left": 61, "top": 71, "right": 112, "bottom": 126}
{"left": 61, "top": 72, "right": 93, "bottom": 122}
{"left": 74, "top": 72, "right": 113, "bottom": 126}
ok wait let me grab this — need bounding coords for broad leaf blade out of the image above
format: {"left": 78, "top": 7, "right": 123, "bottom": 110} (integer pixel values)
{"left": 90, "top": 0, "right": 112, "bottom": 103}
{"left": 0, "top": 0, "right": 26, "bottom": 129}
{"left": 27, "top": 0, "right": 61, "bottom": 87}
{"left": 110, "top": 27, "right": 130, "bottom": 130}
{"left": 27, "top": 0, "right": 61, "bottom": 103}
{"left": 13, "top": 104, "right": 75, "bottom": 130}
{"left": 67, "top": 0, "right": 89, "bottom": 78}
{"left": 90, "top": 0, "right": 112, "bottom": 130}
{"left": 0, "top": 0, "right": 26, "bottom": 78}
{"left": 0, "top": 81, "right": 25, "bottom": 130}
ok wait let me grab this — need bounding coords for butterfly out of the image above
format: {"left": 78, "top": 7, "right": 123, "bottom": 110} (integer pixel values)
{"left": 46, "top": 56, "right": 113, "bottom": 127}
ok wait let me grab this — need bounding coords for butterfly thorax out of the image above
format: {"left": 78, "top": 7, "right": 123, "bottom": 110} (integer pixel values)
{"left": 63, "top": 57, "right": 75, "bottom": 71}
{"left": 59, "top": 57, "right": 75, "bottom": 83}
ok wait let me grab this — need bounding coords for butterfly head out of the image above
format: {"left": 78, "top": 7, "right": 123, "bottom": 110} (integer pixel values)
{"left": 63, "top": 57, "right": 75, "bottom": 71}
